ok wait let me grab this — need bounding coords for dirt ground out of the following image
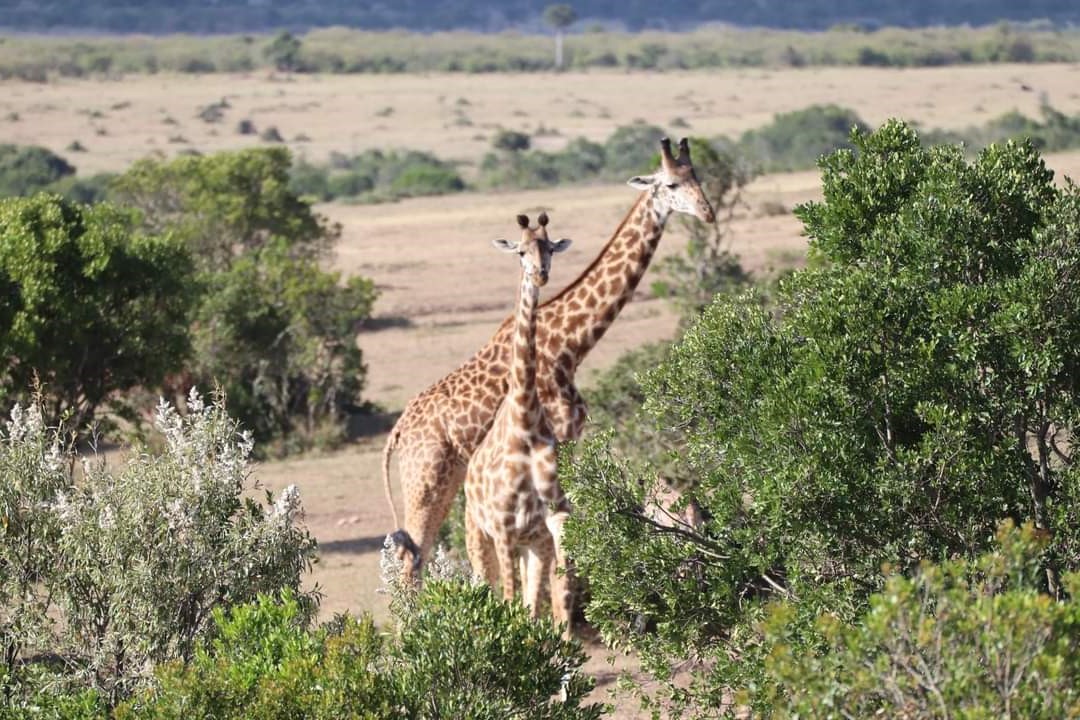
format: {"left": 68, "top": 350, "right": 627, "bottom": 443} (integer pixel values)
{"left": 3, "top": 64, "right": 1080, "bottom": 176}
{"left": 6, "top": 65, "right": 1080, "bottom": 716}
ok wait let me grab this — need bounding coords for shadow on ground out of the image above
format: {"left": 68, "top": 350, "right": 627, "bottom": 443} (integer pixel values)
{"left": 319, "top": 535, "right": 388, "bottom": 555}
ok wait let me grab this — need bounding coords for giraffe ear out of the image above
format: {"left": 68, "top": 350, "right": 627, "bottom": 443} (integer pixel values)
{"left": 551, "top": 238, "right": 572, "bottom": 253}
{"left": 627, "top": 174, "right": 655, "bottom": 190}
{"left": 492, "top": 238, "right": 519, "bottom": 253}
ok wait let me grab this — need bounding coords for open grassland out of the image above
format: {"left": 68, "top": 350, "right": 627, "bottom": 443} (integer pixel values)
{"left": 11, "top": 65, "right": 1080, "bottom": 715}
{"left": 2, "top": 64, "right": 1080, "bottom": 177}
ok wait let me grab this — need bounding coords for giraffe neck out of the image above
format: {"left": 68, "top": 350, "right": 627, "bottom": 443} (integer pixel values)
{"left": 509, "top": 271, "right": 541, "bottom": 427}
{"left": 538, "top": 190, "right": 669, "bottom": 366}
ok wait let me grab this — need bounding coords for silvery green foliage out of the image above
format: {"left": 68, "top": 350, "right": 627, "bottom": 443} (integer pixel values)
{"left": 1, "top": 390, "right": 318, "bottom": 706}
{"left": 0, "top": 403, "right": 68, "bottom": 683}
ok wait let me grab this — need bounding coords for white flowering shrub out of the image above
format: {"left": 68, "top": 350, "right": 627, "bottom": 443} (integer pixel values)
{"left": 0, "top": 390, "right": 317, "bottom": 709}
{"left": 0, "top": 403, "right": 69, "bottom": 687}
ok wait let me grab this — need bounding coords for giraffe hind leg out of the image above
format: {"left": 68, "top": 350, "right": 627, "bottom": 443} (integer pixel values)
{"left": 399, "top": 447, "right": 466, "bottom": 581}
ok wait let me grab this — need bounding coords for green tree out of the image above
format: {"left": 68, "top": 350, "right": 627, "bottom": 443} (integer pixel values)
{"left": 562, "top": 121, "right": 1080, "bottom": 715}
{"left": 767, "top": 522, "right": 1080, "bottom": 718}
{"left": 193, "top": 242, "right": 375, "bottom": 452}
{"left": 0, "top": 194, "right": 194, "bottom": 430}
{"left": 111, "top": 147, "right": 336, "bottom": 273}
{"left": 264, "top": 30, "right": 302, "bottom": 72}
{"left": 544, "top": 4, "right": 577, "bottom": 69}
{"left": 111, "top": 149, "right": 372, "bottom": 453}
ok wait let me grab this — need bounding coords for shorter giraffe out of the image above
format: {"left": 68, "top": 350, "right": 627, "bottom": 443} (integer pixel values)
{"left": 464, "top": 212, "right": 574, "bottom": 636}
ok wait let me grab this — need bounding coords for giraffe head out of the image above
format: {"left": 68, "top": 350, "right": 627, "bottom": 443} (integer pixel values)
{"left": 627, "top": 137, "right": 716, "bottom": 224}
{"left": 492, "top": 212, "right": 572, "bottom": 287}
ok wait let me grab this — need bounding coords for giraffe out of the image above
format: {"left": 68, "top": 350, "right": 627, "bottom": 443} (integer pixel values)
{"left": 464, "top": 212, "right": 573, "bottom": 633}
{"left": 384, "top": 137, "right": 715, "bottom": 577}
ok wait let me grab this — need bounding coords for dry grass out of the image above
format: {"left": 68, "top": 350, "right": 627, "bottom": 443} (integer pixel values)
{"left": 3, "top": 64, "right": 1080, "bottom": 176}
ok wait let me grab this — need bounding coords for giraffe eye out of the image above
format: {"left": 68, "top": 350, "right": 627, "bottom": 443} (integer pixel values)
{"left": 665, "top": 182, "right": 678, "bottom": 190}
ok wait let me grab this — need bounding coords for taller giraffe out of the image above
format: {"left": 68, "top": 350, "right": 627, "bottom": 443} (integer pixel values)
{"left": 384, "top": 137, "right": 715, "bottom": 576}
{"left": 464, "top": 213, "right": 573, "bottom": 634}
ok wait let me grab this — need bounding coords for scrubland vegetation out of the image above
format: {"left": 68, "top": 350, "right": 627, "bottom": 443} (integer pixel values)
{"left": 4, "top": 119, "right": 1079, "bottom": 716}
{"left": 0, "top": 24, "right": 1076, "bottom": 81}
{"left": 3, "top": 39, "right": 1080, "bottom": 716}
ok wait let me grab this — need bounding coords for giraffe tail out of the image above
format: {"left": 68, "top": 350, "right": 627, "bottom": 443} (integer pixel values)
{"left": 382, "top": 422, "right": 402, "bottom": 530}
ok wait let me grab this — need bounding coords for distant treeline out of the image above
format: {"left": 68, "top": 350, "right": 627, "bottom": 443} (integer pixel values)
{"left": 0, "top": 0, "right": 1077, "bottom": 33}
{"left": 0, "top": 24, "right": 1076, "bottom": 81}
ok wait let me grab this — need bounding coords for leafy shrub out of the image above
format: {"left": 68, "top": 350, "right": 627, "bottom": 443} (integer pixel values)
{"left": 112, "top": 147, "right": 335, "bottom": 272}
{"left": 120, "top": 545, "right": 604, "bottom": 719}
{"left": 767, "top": 522, "right": 1080, "bottom": 718}
{"left": 394, "top": 577, "right": 602, "bottom": 719}
{"left": 388, "top": 163, "right": 465, "bottom": 197}
{"left": 46, "top": 172, "right": 116, "bottom": 203}
{"left": 0, "top": 392, "right": 318, "bottom": 708}
{"left": 600, "top": 122, "right": 668, "bottom": 176}
{"left": 0, "top": 144, "right": 75, "bottom": 197}
{"left": 563, "top": 121, "right": 1080, "bottom": 715}
{"left": 109, "top": 149, "right": 372, "bottom": 452}
{"left": 0, "top": 194, "right": 194, "bottom": 430}
{"left": 192, "top": 242, "right": 376, "bottom": 453}
{"left": 118, "top": 591, "right": 389, "bottom": 719}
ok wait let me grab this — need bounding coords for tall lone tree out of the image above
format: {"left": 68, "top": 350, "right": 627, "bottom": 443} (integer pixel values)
{"left": 544, "top": 4, "right": 577, "bottom": 69}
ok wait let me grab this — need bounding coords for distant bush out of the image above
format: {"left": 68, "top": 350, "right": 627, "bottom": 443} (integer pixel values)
{"left": 0, "top": 144, "right": 75, "bottom": 197}
{"left": 289, "top": 148, "right": 466, "bottom": 202}
{"left": 734, "top": 104, "right": 867, "bottom": 172}
{"left": 259, "top": 125, "right": 284, "bottom": 143}
{"left": 478, "top": 122, "right": 662, "bottom": 189}
{"left": 47, "top": 172, "right": 116, "bottom": 203}
{"left": 492, "top": 129, "right": 531, "bottom": 152}
{"left": 0, "top": 26, "right": 1079, "bottom": 79}
{"left": 926, "top": 101, "right": 1080, "bottom": 153}
{"left": 0, "top": 392, "right": 317, "bottom": 709}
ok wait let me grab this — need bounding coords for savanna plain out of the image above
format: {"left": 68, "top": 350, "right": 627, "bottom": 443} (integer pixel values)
{"left": 7, "top": 62, "right": 1080, "bottom": 713}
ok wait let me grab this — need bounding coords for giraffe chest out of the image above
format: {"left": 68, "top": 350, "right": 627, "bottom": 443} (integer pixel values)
{"left": 466, "top": 426, "right": 559, "bottom": 539}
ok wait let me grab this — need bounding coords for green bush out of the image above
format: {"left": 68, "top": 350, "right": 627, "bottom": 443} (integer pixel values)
{"left": 393, "top": 576, "right": 603, "bottom": 719}
{"left": 492, "top": 129, "right": 531, "bottom": 152}
{"left": 0, "top": 392, "right": 317, "bottom": 709}
{"left": 289, "top": 148, "right": 465, "bottom": 203}
{"left": 112, "top": 147, "right": 335, "bottom": 272}
{"left": 562, "top": 121, "right": 1080, "bottom": 715}
{"left": 766, "top": 522, "right": 1080, "bottom": 718}
{"left": 0, "top": 194, "right": 194, "bottom": 430}
{"left": 388, "top": 162, "right": 465, "bottom": 197}
{"left": 118, "top": 591, "right": 390, "bottom": 719}
{"left": 0, "top": 144, "right": 75, "bottom": 197}
{"left": 192, "top": 241, "right": 375, "bottom": 453}
{"left": 120, "top": 548, "right": 604, "bottom": 720}
{"left": 110, "top": 148, "right": 375, "bottom": 453}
